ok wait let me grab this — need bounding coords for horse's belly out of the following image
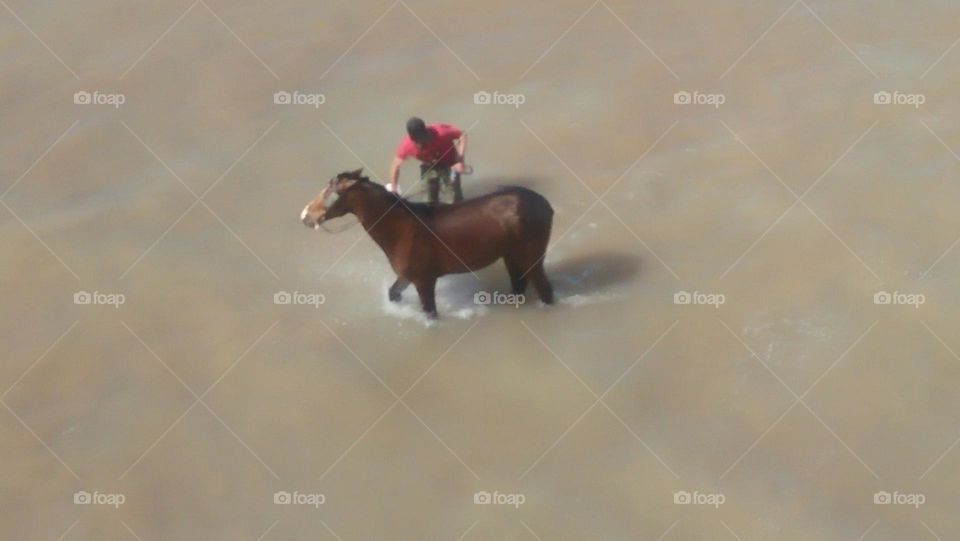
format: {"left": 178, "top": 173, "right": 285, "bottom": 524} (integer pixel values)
{"left": 437, "top": 234, "right": 506, "bottom": 272}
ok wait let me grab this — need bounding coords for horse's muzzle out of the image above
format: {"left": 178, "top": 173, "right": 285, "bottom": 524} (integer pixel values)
{"left": 301, "top": 206, "right": 322, "bottom": 229}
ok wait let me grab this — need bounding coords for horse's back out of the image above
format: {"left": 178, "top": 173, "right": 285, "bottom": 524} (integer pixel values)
{"left": 432, "top": 187, "right": 550, "bottom": 235}
{"left": 482, "top": 185, "right": 552, "bottom": 211}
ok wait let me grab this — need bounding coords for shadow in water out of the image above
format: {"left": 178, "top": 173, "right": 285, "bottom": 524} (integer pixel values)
{"left": 547, "top": 251, "right": 642, "bottom": 297}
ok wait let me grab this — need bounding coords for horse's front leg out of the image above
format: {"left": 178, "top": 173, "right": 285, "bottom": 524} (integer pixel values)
{"left": 414, "top": 278, "right": 438, "bottom": 318}
{"left": 388, "top": 277, "right": 410, "bottom": 302}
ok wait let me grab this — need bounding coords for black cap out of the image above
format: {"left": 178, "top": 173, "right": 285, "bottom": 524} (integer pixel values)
{"left": 406, "top": 117, "right": 429, "bottom": 142}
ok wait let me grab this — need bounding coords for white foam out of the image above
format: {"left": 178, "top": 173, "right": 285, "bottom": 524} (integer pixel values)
{"left": 380, "top": 277, "right": 490, "bottom": 326}
{"left": 559, "top": 292, "right": 615, "bottom": 307}
{"left": 378, "top": 274, "right": 619, "bottom": 325}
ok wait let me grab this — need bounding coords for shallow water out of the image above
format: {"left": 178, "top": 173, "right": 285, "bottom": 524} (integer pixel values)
{"left": 3, "top": 1, "right": 960, "bottom": 539}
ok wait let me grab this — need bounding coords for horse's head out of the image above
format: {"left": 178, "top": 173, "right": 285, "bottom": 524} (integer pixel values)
{"left": 301, "top": 168, "right": 369, "bottom": 228}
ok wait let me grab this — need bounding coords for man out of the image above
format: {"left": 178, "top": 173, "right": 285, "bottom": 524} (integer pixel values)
{"left": 389, "top": 117, "right": 467, "bottom": 204}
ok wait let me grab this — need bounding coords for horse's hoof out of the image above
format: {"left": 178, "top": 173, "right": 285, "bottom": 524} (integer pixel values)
{"left": 389, "top": 291, "right": 402, "bottom": 302}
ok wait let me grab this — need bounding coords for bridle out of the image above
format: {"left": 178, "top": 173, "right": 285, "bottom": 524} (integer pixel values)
{"left": 317, "top": 179, "right": 361, "bottom": 234}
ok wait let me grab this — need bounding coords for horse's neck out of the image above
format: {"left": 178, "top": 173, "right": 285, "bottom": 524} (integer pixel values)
{"left": 351, "top": 192, "right": 413, "bottom": 251}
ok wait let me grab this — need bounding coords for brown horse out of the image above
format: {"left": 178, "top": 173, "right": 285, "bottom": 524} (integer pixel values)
{"left": 301, "top": 169, "right": 555, "bottom": 318}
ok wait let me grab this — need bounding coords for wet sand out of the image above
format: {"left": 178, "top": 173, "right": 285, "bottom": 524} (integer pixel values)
{"left": 3, "top": 1, "right": 960, "bottom": 539}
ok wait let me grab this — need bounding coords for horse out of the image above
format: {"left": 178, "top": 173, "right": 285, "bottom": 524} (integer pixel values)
{"left": 300, "top": 169, "right": 555, "bottom": 318}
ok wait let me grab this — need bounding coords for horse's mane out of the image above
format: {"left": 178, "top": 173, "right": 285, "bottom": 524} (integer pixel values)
{"left": 369, "top": 182, "right": 436, "bottom": 218}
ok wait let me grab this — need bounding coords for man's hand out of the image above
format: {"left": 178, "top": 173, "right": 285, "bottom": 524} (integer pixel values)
{"left": 388, "top": 156, "right": 404, "bottom": 194}
{"left": 454, "top": 133, "right": 467, "bottom": 174}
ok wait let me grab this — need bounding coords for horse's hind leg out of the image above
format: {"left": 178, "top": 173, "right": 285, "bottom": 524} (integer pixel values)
{"left": 515, "top": 229, "right": 554, "bottom": 305}
{"left": 388, "top": 278, "right": 410, "bottom": 303}
{"left": 503, "top": 257, "right": 527, "bottom": 295}
{"left": 414, "top": 278, "right": 438, "bottom": 318}
{"left": 529, "top": 260, "right": 555, "bottom": 305}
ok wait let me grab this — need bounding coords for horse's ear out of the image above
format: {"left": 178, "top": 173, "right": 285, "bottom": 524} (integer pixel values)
{"left": 349, "top": 167, "right": 364, "bottom": 179}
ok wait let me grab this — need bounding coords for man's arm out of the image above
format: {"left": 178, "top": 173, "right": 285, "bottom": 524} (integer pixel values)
{"left": 454, "top": 133, "right": 467, "bottom": 172}
{"left": 388, "top": 156, "right": 404, "bottom": 192}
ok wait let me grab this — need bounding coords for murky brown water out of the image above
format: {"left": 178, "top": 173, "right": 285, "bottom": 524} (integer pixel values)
{"left": 4, "top": 1, "right": 960, "bottom": 539}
